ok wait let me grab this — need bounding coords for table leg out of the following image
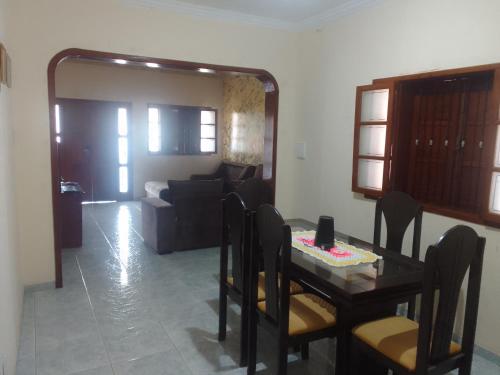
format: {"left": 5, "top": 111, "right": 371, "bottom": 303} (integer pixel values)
{"left": 335, "top": 306, "right": 352, "bottom": 375}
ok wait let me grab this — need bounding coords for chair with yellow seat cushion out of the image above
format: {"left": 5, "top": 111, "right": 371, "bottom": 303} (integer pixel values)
{"left": 353, "top": 316, "right": 460, "bottom": 371}
{"left": 247, "top": 205, "right": 338, "bottom": 375}
{"left": 228, "top": 272, "right": 303, "bottom": 301}
{"left": 258, "top": 293, "right": 336, "bottom": 336}
{"left": 218, "top": 193, "right": 252, "bottom": 367}
{"left": 350, "top": 225, "right": 485, "bottom": 375}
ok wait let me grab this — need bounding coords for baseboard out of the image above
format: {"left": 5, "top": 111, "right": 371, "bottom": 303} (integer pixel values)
{"left": 24, "top": 281, "right": 54, "bottom": 293}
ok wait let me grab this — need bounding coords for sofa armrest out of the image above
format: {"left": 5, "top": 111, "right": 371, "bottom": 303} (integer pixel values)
{"left": 141, "top": 198, "right": 176, "bottom": 254}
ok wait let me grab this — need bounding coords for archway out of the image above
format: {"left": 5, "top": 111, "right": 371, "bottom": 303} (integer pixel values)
{"left": 47, "top": 48, "right": 279, "bottom": 287}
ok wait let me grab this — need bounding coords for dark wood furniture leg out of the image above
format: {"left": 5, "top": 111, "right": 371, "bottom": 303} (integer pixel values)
{"left": 301, "top": 343, "right": 309, "bottom": 360}
{"left": 218, "top": 281, "right": 227, "bottom": 341}
{"left": 335, "top": 306, "right": 351, "bottom": 375}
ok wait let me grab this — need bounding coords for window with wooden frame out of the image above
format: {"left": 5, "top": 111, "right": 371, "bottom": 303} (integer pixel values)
{"left": 148, "top": 104, "right": 217, "bottom": 155}
{"left": 352, "top": 64, "right": 500, "bottom": 227}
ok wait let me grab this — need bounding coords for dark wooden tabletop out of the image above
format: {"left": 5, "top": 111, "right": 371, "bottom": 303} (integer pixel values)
{"left": 286, "top": 219, "right": 425, "bottom": 307}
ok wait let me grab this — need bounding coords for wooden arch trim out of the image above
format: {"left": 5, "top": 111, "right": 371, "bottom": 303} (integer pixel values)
{"left": 48, "top": 48, "right": 279, "bottom": 288}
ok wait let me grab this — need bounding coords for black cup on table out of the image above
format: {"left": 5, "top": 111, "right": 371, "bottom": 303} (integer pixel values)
{"left": 314, "top": 216, "right": 335, "bottom": 250}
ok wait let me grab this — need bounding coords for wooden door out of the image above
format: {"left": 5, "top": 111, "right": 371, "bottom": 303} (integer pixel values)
{"left": 57, "top": 98, "right": 132, "bottom": 202}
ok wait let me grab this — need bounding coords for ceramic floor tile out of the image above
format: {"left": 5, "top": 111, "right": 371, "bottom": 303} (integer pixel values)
{"left": 66, "top": 365, "right": 114, "bottom": 375}
{"left": 36, "top": 331, "right": 108, "bottom": 375}
{"left": 100, "top": 320, "right": 175, "bottom": 362}
{"left": 113, "top": 350, "right": 192, "bottom": 375}
{"left": 16, "top": 356, "right": 36, "bottom": 375}
{"left": 16, "top": 201, "right": 499, "bottom": 375}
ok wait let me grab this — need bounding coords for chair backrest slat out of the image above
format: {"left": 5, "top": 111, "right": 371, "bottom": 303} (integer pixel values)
{"left": 236, "top": 178, "right": 273, "bottom": 211}
{"left": 374, "top": 191, "right": 423, "bottom": 258}
{"left": 416, "top": 225, "right": 485, "bottom": 370}
{"left": 256, "top": 204, "right": 286, "bottom": 322}
{"left": 223, "top": 193, "right": 247, "bottom": 292}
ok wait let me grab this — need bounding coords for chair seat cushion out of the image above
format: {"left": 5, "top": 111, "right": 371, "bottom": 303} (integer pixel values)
{"left": 227, "top": 272, "right": 303, "bottom": 301}
{"left": 352, "top": 316, "right": 461, "bottom": 371}
{"left": 258, "top": 293, "right": 336, "bottom": 336}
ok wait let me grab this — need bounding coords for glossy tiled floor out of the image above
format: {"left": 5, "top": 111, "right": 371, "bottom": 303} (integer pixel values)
{"left": 16, "top": 202, "right": 500, "bottom": 375}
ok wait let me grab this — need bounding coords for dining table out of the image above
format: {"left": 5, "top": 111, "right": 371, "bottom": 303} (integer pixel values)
{"left": 286, "top": 219, "right": 425, "bottom": 375}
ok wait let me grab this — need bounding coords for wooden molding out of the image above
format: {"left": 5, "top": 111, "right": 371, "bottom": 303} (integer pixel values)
{"left": 48, "top": 48, "right": 279, "bottom": 287}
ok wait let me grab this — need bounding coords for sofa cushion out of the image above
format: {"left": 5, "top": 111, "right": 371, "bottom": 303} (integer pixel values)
{"left": 238, "top": 165, "right": 256, "bottom": 180}
{"left": 168, "top": 179, "right": 224, "bottom": 201}
{"left": 224, "top": 164, "right": 245, "bottom": 180}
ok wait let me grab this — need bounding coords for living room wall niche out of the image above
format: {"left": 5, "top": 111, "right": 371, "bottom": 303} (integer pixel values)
{"left": 222, "top": 76, "right": 265, "bottom": 165}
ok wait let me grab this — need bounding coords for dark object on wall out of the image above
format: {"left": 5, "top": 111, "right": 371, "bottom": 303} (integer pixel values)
{"left": 60, "top": 182, "right": 83, "bottom": 248}
{"left": 142, "top": 179, "right": 224, "bottom": 252}
{"left": 351, "top": 225, "right": 485, "bottom": 375}
{"left": 314, "top": 216, "right": 335, "bottom": 249}
{"left": 190, "top": 161, "right": 257, "bottom": 192}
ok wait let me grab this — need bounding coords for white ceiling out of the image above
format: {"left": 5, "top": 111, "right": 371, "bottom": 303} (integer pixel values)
{"left": 170, "top": 0, "right": 348, "bottom": 22}
{"left": 124, "top": 0, "right": 381, "bottom": 30}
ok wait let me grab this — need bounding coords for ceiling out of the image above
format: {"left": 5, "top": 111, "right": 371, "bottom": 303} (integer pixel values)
{"left": 169, "top": 0, "right": 348, "bottom": 22}
{"left": 124, "top": 0, "right": 381, "bottom": 29}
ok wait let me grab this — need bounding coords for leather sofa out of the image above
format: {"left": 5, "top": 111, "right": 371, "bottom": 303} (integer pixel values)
{"left": 190, "top": 161, "right": 259, "bottom": 192}
{"left": 142, "top": 179, "right": 224, "bottom": 253}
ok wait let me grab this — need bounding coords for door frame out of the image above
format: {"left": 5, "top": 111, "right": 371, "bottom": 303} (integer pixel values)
{"left": 48, "top": 48, "right": 280, "bottom": 288}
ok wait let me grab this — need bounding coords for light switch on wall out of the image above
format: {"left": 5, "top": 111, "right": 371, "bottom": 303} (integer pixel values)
{"left": 295, "top": 142, "right": 306, "bottom": 160}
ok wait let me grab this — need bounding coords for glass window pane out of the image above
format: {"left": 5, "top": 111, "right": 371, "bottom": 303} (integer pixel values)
{"left": 495, "top": 125, "right": 500, "bottom": 167}
{"left": 358, "top": 159, "right": 384, "bottom": 190}
{"left": 55, "top": 104, "right": 61, "bottom": 134}
{"left": 361, "top": 89, "right": 389, "bottom": 122}
{"left": 359, "top": 125, "right": 386, "bottom": 157}
{"left": 149, "top": 107, "right": 159, "bottom": 124}
{"left": 119, "top": 166, "right": 128, "bottom": 193}
{"left": 201, "top": 110, "right": 215, "bottom": 124}
{"left": 489, "top": 172, "right": 500, "bottom": 213}
{"left": 118, "top": 137, "right": 128, "bottom": 165}
{"left": 118, "top": 108, "right": 128, "bottom": 136}
{"left": 200, "top": 138, "right": 216, "bottom": 153}
{"left": 201, "top": 124, "right": 216, "bottom": 139}
{"left": 148, "top": 122, "right": 161, "bottom": 152}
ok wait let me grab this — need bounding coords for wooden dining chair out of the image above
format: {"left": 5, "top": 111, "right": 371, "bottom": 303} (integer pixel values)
{"left": 218, "top": 194, "right": 303, "bottom": 367}
{"left": 351, "top": 225, "right": 485, "bottom": 375}
{"left": 235, "top": 177, "right": 273, "bottom": 211}
{"left": 374, "top": 190, "right": 423, "bottom": 318}
{"left": 218, "top": 192, "right": 253, "bottom": 367}
{"left": 247, "top": 204, "right": 338, "bottom": 375}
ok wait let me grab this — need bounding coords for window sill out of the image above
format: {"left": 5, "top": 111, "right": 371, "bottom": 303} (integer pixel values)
{"left": 363, "top": 193, "right": 500, "bottom": 228}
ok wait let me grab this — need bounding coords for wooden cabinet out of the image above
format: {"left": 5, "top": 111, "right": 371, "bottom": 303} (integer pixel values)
{"left": 61, "top": 182, "right": 83, "bottom": 248}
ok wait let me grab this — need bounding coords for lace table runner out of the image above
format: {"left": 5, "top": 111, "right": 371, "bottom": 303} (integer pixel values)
{"left": 292, "top": 230, "right": 381, "bottom": 267}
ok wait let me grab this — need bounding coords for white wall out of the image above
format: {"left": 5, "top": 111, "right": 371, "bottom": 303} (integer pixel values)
{"left": 56, "top": 60, "right": 224, "bottom": 198}
{"left": 295, "top": 0, "right": 500, "bottom": 356}
{"left": 7, "top": 0, "right": 500, "bottom": 360}
{"left": 0, "top": 0, "right": 22, "bottom": 373}
{"left": 7, "top": 0, "right": 299, "bottom": 286}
